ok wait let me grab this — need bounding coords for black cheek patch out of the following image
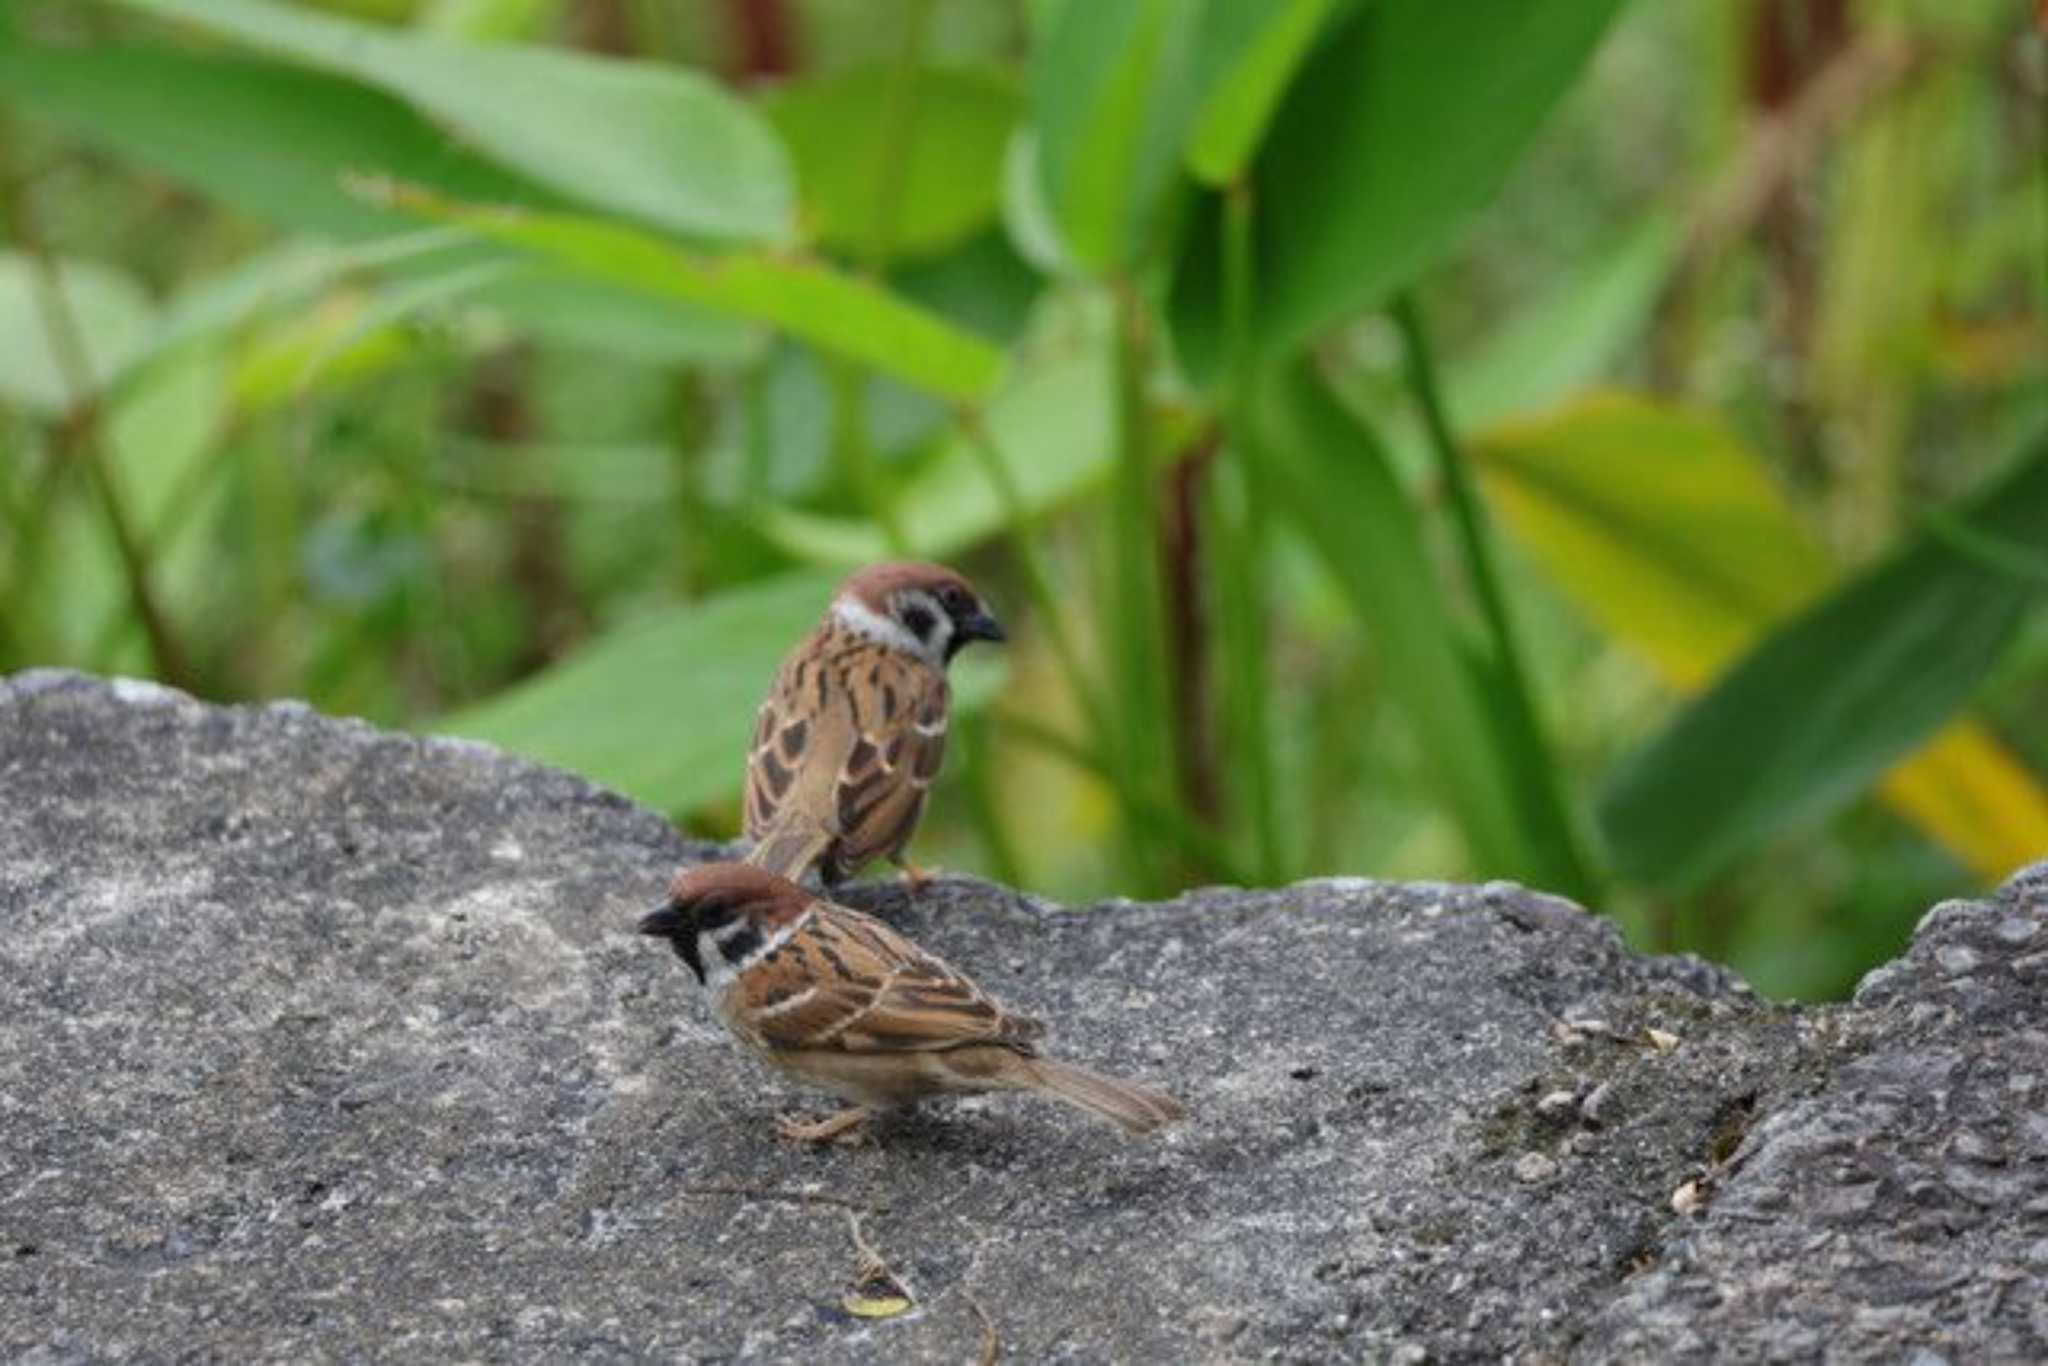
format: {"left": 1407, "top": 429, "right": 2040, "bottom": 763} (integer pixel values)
{"left": 676, "top": 936, "right": 706, "bottom": 985}
{"left": 717, "top": 926, "right": 764, "bottom": 967}
{"left": 901, "top": 605, "right": 937, "bottom": 641}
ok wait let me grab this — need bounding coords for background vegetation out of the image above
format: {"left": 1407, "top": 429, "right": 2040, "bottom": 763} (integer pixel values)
{"left": 3, "top": 0, "right": 2043, "bottom": 999}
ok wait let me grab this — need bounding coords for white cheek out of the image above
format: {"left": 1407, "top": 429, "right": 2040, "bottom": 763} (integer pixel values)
{"left": 832, "top": 598, "right": 924, "bottom": 656}
{"left": 698, "top": 931, "right": 738, "bottom": 989}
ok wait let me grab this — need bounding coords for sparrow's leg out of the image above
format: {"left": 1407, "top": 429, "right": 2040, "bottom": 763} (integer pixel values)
{"left": 893, "top": 857, "right": 938, "bottom": 893}
{"left": 775, "top": 1107, "right": 871, "bottom": 1146}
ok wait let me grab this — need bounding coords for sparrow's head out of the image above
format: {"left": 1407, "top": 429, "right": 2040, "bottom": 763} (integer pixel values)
{"left": 638, "top": 863, "right": 813, "bottom": 986}
{"left": 831, "top": 561, "right": 1004, "bottom": 667}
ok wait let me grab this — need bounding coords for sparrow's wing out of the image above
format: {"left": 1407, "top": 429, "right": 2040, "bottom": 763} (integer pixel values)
{"left": 744, "top": 634, "right": 858, "bottom": 878}
{"left": 733, "top": 904, "right": 1042, "bottom": 1056}
{"left": 829, "top": 654, "right": 948, "bottom": 875}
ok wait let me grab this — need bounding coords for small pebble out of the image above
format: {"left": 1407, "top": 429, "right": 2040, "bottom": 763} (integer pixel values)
{"left": 1535, "top": 1089, "right": 1578, "bottom": 1122}
{"left": 1671, "top": 1178, "right": 1708, "bottom": 1215}
{"left": 1645, "top": 1027, "right": 1680, "bottom": 1053}
{"left": 1992, "top": 916, "right": 2038, "bottom": 946}
{"left": 1569, "top": 1131, "right": 1600, "bottom": 1156}
{"left": 1934, "top": 944, "right": 1980, "bottom": 975}
{"left": 1949, "top": 1131, "right": 2005, "bottom": 1165}
{"left": 1580, "top": 1083, "right": 1618, "bottom": 1126}
{"left": 1514, "top": 1153, "right": 1559, "bottom": 1184}
{"left": 1389, "top": 1345, "right": 1428, "bottom": 1366}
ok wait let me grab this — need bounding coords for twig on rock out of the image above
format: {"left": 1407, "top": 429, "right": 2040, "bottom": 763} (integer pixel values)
{"left": 965, "top": 1287, "right": 1001, "bottom": 1365}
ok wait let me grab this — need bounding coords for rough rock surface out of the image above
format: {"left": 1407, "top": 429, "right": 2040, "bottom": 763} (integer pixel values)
{"left": 1, "top": 671, "right": 2042, "bottom": 1362}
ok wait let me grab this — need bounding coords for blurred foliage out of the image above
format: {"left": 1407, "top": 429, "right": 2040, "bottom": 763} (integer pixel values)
{"left": 2, "top": 0, "right": 2044, "bottom": 1000}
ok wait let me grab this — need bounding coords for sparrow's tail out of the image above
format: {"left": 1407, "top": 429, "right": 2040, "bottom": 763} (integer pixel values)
{"left": 1024, "top": 1058, "right": 1186, "bottom": 1136}
{"left": 744, "top": 813, "right": 836, "bottom": 883}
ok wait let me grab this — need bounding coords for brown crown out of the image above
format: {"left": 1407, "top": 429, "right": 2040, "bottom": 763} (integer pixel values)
{"left": 834, "top": 561, "right": 978, "bottom": 614}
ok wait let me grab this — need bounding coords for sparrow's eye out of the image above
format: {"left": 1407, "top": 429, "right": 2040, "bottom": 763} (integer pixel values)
{"left": 939, "top": 586, "right": 971, "bottom": 616}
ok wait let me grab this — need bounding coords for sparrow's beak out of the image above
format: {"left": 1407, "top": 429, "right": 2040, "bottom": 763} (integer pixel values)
{"left": 638, "top": 902, "right": 686, "bottom": 937}
{"left": 961, "top": 608, "right": 1006, "bottom": 644}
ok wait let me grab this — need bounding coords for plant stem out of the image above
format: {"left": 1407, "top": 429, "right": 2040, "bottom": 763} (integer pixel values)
{"left": 956, "top": 408, "right": 1112, "bottom": 748}
{"left": 1391, "top": 289, "right": 1596, "bottom": 901}
{"left": 955, "top": 711, "right": 1025, "bottom": 888}
{"left": 994, "top": 709, "right": 1251, "bottom": 887}
{"left": 0, "top": 121, "right": 197, "bottom": 691}
{"left": 1109, "top": 279, "right": 1178, "bottom": 889}
{"left": 1216, "top": 178, "right": 1284, "bottom": 882}
{"left": 1161, "top": 432, "right": 1221, "bottom": 828}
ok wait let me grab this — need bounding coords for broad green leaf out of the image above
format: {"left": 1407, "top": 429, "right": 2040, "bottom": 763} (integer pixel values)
{"left": 228, "top": 294, "right": 418, "bottom": 412}
{"left": 1, "top": 44, "right": 551, "bottom": 239}
{"left": 419, "top": 0, "right": 560, "bottom": 40}
{"left": 1477, "top": 396, "right": 1835, "bottom": 679}
{"left": 1252, "top": 360, "right": 1586, "bottom": 894}
{"left": 1171, "top": 0, "right": 1626, "bottom": 364}
{"left": 115, "top": 0, "right": 794, "bottom": 242}
{"left": 465, "top": 271, "right": 760, "bottom": 367}
{"left": 1030, "top": 0, "right": 1202, "bottom": 271}
{"left": 1183, "top": 0, "right": 1337, "bottom": 185}
{"left": 1474, "top": 394, "right": 2048, "bottom": 883}
{"left": 435, "top": 572, "right": 836, "bottom": 813}
{"left": 140, "top": 235, "right": 468, "bottom": 366}
{"left": 0, "top": 253, "right": 156, "bottom": 415}
{"left": 763, "top": 63, "right": 1022, "bottom": 262}
{"left": 1595, "top": 420, "right": 2048, "bottom": 891}
{"left": 383, "top": 189, "right": 1005, "bottom": 402}
{"left": 1447, "top": 213, "right": 1681, "bottom": 430}
{"left": 761, "top": 330, "right": 1114, "bottom": 563}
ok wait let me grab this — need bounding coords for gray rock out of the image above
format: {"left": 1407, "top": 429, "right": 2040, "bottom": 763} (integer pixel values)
{"left": 2, "top": 672, "right": 2044, "bottom": 1361}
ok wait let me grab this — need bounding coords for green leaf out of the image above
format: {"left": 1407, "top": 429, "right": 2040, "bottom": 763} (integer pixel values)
{"left": 761, "top": 322, "right": 1115, "bottom": 562}
{"left": 1, "top": 43, "right": 552, "bottom": 240}
{"left": 1448, "top": 213, "right": 1681, "bottom": 430}
{"left": 1599, "top": 422, "right": 2048, "bottom": 892}
{"left": 1252, "top": 359, "right": 1583, "bottom": 892}
{"left": 435, "top": 572, "right": 835, "bottom": 813}
{"left": 466, "top": 271, "right": 761, "bottom": 367}
{"left": 763, "top": 63, "right": 1022, "bottom": 262}
{"left": 382, "top": 189, "right": 1006, "bottom": 402}
{"left": 1183, "top": 0, "right": 1338, "bottom": 186}
{"left": 418, "top": 0, "right": 561, "bottom": 41}
{"left": 114, "top": 0, "right": 794, "bottom": 242}
{"left": 1475, "top": 394, "right": 1836, "bottom": 682}
{"left": 1030, "top": 0, "right": 1202, "bottom": 271}
{"left": 0, "top": 252, "right": 156, "bottom": 415}
{"left": 1473, "top": 393, "right": 2048, "bottom": 886}
{"left": 1172, "top": 0, "right": 1626, "bottom": 363}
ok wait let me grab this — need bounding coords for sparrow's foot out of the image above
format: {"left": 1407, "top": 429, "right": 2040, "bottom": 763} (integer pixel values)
{"left": 894, "top": 859, "right": 940, "bottom": 893}
{"left": 775, "top": 1107, "right": 871, "bottom": 1146}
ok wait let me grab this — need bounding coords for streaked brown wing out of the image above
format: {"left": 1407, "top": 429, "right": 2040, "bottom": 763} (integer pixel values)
{"left": 738, "top": 904, "right": 1041, "bottom": 1056}
{"left": 830, "top": 657, "right": 948, "bottom": 875}
{"left": 744, "top": 632, "right": 856, "bottom": 845}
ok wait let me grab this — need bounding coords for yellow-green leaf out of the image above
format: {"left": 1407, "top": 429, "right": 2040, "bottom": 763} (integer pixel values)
{"left": 381, "top": 188, "right": 1006, "bottom": 403}
{"left": 1473, "top": 392, "right": 2048, "bottom": 883}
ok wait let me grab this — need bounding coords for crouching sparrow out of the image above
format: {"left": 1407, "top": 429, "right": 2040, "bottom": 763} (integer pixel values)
{"left": 743, "top": 561, "right": 1004, "bottom": 888}
{"left": 637, "top": 863, "right": 1186, "bottom": 1142}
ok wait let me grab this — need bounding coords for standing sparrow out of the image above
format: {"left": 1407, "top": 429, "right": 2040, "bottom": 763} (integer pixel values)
{"left": 743, "top": 561, "right": 1004, "bottom": 887}
{"left": 637, "top": 863, "right": 1185, "bottom": 1142}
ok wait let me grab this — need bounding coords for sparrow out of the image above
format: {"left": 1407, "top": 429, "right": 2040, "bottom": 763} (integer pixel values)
{"left": 637, "top": 862, "right": 1186, "bottom": 1143}
{"left": 743, "top": 561, "right": 1005, "bottom": 888}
